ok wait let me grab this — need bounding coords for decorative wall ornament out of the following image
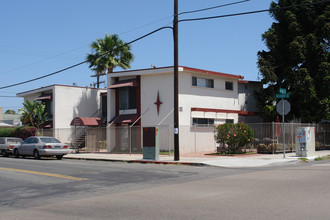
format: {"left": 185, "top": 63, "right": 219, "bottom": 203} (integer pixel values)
{"left": 154, "top": 91, "right": 163, "bottom": 115}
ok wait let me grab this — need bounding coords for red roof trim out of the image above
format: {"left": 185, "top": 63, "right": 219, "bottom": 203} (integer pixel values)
{"left": 191, "top": 108, "right": 258, "bottom": 116}
{"left": 110, "top": 66, "right": 244, "bottom": 79}
{"left": 17, "top": 84, "right": 106, "bottom": 96}
{"left": 109, "top": 66, "right": 174, "bottom": 74}
{"left": 181, "top": 66, "right": 244, "bottom": 79}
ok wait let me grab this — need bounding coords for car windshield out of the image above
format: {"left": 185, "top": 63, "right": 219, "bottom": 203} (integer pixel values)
{"left": 40, "top": 138, "right": 61, "bottom": 143}
{"left": 7, "top": 139, "right": 23, "bottom": 144}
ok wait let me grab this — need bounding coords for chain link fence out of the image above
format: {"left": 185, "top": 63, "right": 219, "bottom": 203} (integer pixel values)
{"left": 38, "top": 123, "right": 329, "bottom": 154}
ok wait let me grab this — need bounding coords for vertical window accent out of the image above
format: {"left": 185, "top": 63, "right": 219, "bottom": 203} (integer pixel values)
{"left": 192, "top": 76, "right": 214, "bottom": 88}
{"left": 225, "top": 81, "right": 233, "bottom": 90}
{"left": 119, "top": 87, "right": 137, "bottom": 110}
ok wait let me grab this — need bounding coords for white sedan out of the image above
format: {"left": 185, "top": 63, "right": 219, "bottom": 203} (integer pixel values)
{"left": 13, "top": 136, "right": 69, "bottom": 160}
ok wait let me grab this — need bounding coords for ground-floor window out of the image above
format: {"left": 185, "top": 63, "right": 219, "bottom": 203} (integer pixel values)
{"left": 225, "top": 119, "right": 234, "bottom": 124}
{"left": 192, "top": 118, "right": 215, "bottom": 127}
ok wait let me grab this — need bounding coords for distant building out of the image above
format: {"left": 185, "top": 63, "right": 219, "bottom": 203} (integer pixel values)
{"left": 0, "top": 107, "right": 22, "bottom": 127}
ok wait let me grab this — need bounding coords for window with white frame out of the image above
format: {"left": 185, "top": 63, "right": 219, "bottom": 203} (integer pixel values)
{"left": 192, "top": 118, "right": 215, "bottom": 127}
{"left": 192, "top": 76, "right": 214, "bottom": 88}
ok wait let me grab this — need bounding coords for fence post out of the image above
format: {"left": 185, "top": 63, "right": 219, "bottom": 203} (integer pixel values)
{"left": 129, "top": 126, "right": 132, "bottom": 155}
{"left": 194, "top": 126, "right": 197, "bottom": 154}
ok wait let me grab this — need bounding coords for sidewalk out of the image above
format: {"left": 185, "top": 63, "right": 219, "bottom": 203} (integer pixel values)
{"left": 64, "top": 150, "right": 330, "bottom": 168}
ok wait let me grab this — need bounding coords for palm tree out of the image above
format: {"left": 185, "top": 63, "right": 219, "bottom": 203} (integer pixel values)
{"left": 86, "top": 33, "right": 134, "bottom": 88}
{"left": 20, "top": 100, "right": 48, "bottom": 132}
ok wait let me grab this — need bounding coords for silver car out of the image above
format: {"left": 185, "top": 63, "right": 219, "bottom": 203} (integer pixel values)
{"left": 0, "top": 137, "right": 23, "bottom": 157}
{"left": 13, "top": 136, "right": 69, "bottom": 160}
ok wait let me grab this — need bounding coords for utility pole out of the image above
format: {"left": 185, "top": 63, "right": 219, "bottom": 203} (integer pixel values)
{"left": 173, "top": 0, "right": 180, "bottom": 161}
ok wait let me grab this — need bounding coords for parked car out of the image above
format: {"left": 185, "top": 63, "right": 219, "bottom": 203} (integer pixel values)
{"left": 13, "top": 136, "right": 69, "bottom": 160}
{"left": 0, "top": 137, "right": 23, "bottom": 157}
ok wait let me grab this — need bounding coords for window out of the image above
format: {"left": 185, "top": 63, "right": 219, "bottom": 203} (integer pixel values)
{"left": 192, "top": 118, "right": 214, "bottom": 127}
{"left": 225, "top": 81, "right": 233, "bottom": 90}
{"left": 225, "top": 119, "right": 234, "bottom": 124}
{"left": 119, "top": 87, "right": 137, "bottom": 110}
{"left": 192, "top": 76, "right": 214, "bottom": 88}
{"left": 0, "top": 138, "right": 4, "bottom": 144}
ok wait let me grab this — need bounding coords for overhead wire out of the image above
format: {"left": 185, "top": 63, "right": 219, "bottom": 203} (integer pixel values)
{"left": 0, "top": 0, "right": 329, "bottom": 90}
{"left": 178, "top": 0, "right": 330, "bottom": 23}
{"left": 0, "top": 26, "right": 173, "bottom": 90}
{"left": 178, "top": 0, "right": 250, "bottom": 15}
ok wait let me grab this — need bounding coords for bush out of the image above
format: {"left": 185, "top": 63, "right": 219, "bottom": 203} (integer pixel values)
{"left": 215, "top": 122, "right": 254, "bottom": 154}
{"left": 0, "top": 128, "right": 16, "bottom": 137}
{"left": 0, "top": 127, "right": 37, "bottom": 140}
{"left": 257, "top": 143, "right": 295, "bottom": 154}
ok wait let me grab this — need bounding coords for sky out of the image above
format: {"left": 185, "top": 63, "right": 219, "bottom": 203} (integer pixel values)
{"left": 0, "top": 0, "right": 274, "bottom": 113}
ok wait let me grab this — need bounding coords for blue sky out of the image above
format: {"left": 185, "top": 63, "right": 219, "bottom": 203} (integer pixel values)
{"left": 0, "top": 0, "right": 274, "bottom": 112}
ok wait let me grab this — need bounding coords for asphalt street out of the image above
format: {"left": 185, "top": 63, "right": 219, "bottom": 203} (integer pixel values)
{"left": 1, "top": 157, "right": 329, "bottom": 219}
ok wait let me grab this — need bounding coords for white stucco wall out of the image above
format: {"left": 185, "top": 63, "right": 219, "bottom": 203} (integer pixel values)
{"left": 53, "top": 86, "right": 104, "bottom": 129}
{"left": 140, "top": 72, "right": 174, "bottom": 127}
{"left": 18, "top": 85, "right": 106, "bottom": 143}
{"left": 106, "top": 67, "right": 250, "bottom": 154}
{"left": 179, "top": 71, "right": 239, "bottom": 125}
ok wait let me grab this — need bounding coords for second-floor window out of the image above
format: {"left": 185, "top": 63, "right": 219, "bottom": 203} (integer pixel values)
{"left": 119, "top": 87, "right": 137, "bottom": 110}
{"left": 192, "top": 76, "right": 214, "bottom": 88}
{"left": 225, "top": 81, "right": 233, "bottom": 91}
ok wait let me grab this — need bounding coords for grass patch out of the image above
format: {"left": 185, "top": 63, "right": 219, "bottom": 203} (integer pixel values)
{"left": 298, "top": 158, "right": 309, "bottom": 163}
{"left": 207, "top": 151, "right": 256, "bottom": 156}
{"left": 159, "top": 150, "right": 174, "bottom": 155}
{"left": 314, "top": 155, "right": 330, "bottom": 161}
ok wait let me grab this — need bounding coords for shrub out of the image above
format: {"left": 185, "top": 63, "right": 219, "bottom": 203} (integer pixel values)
{"left": 0, "top": 128, "right": 16, "bottom": 137}
{"left": 215, "top": 122, "right": 254, "bottom": 154}
{"left": 13, "top": 127, "right": 37, "bottom": 140}
{"left": 0, "top": 127, "right": 37, "bottom": 140}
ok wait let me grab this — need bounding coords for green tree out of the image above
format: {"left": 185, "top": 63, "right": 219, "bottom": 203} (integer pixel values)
{"left": 215, "top": 123, "right": 254, "bottom": 154}
{"left": 86, "top": 33, "right": 134, "bottom": 88}
{"left": 20, "top": 100, "right": 48, "bottom": 131}
{"left": 5, "top": 109, "right": 16, "bottom": 114}
{"left": 256, "top": 0, "right": 329, "bottom": 122}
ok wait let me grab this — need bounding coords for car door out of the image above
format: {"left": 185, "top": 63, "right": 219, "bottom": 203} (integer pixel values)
{"left": 26, "top": 138, "right": 38, "bottom": 155}
{"left": 20, "top": 138, "right": 32, "bottom": 155}
{"left": 0, "top": 138, "right": 5, "bottom": 150}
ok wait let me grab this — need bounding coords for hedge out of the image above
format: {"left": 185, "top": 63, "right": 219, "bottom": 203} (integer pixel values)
{"left": 0, "top": 127, "right": 37, "bottom": 140}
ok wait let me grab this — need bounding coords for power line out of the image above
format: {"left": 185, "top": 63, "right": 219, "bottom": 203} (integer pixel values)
{"left": 0, "top": 26, "right": 173, "bottom": 90}
{"left": 1, "top": 0, "right": 328, "bottom": 90}
{"left": 0, "top": 1, "right": 249, "bottom": 77}
{"left": 178, "top": 0, "right": 330, "bottom": 23}
{"left": 179, "top": 0, "right": 250, "bottom": 16}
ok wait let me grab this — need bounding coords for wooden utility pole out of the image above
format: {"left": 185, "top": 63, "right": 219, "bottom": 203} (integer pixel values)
{"left": 173, "top": 0, "right": 179, "bottom": 161}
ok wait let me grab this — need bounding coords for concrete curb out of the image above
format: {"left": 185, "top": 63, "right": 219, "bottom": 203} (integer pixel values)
{"left": 64, "top": 156, "right": 207, "bottom": 167}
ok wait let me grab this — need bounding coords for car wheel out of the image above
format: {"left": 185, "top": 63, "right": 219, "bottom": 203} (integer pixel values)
{"left": 33, "top": 150, "right": 40, "bottom": 160}
{"left": 14, "top": 149, "right": 19, "bottom": 158}
{"left": 2, "top": 150, "right": 8, "bottom": 157}
{"left": 56, "top": 155, "right": 63, "bottom": 160}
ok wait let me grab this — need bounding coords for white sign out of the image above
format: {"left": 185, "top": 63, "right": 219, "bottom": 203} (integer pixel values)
{"left": 276, "top": 100, "right": 291, "bottom": 115}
